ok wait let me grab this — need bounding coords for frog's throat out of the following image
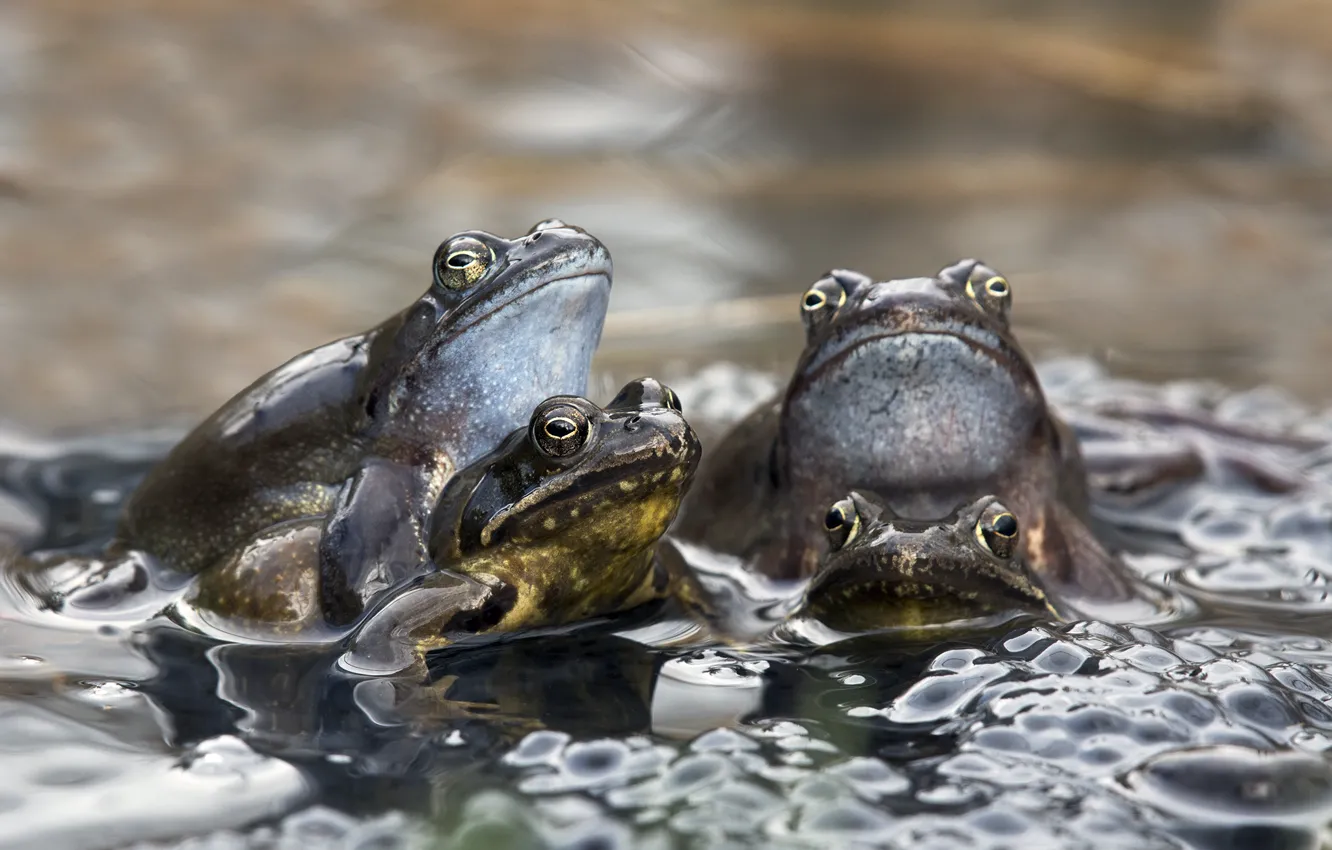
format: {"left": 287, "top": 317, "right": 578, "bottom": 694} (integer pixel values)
{"left": 458, "top": 490, "right": 682, "bottom": 634}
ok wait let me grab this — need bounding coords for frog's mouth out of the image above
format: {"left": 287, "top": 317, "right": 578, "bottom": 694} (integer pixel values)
{"left": 802, "top": 552, "right": 1060, "bottom": 631}
{"left": 801, "top": 326, "right": 1026, "bottom": 387}
{"left": 448, "top": 269, "right": 612, "bottom": 338}
{"left": 476, "top": 435, "right": 699, "bottom": 550}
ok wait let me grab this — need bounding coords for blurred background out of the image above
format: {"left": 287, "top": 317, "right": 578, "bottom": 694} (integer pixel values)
{"left": 0, "top": 0, "right": 1329, "bottom": 431}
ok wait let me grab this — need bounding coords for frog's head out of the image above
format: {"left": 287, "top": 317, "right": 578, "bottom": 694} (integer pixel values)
{"left": 369, "top": 219, "right": 613, "bottom": 470}
{"left": 778, "top": 261, "right": 1048, "bottom": 521}
{"left": 426, "top": 377, "right": 701, "bottom": 633}
{"left": 797, "top": 491, "right": 1058, "bottom": 634}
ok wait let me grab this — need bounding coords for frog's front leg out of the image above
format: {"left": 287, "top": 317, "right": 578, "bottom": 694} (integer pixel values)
{"left": 318, "top": 458, "right": 434, "bottom": 626}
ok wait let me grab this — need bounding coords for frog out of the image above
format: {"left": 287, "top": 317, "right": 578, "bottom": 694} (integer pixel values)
{"left": 167, "top": 378, "right": 699, "bottom": 671}
{"left": 672, "top": 260, "right": 1154, "bottom": 618}
{"left": 786, "top": 491, "right": 1060, "bottom": 639}
{"left": 112, "top": 220, "right": 613, "bottom": 624}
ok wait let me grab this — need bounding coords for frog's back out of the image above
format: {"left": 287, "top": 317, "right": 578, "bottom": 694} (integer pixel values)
{"left": 116, "top": 333, "right": 377, "bottom": 575}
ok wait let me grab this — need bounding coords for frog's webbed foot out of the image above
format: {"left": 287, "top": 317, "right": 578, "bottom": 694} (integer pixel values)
{"left": 319, "top": 459, "right": 431, "bottom": 626}
{"left": 6, "top": 545, "right": 166, "bottom": 616}
{"left": 1066, "top": 404, "right": 1310, "bottom": 511}
{"left": 339, "top": 571, "right": 499, "bottom": 676}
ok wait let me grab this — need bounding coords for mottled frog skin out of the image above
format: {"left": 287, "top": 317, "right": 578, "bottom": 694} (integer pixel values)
{"left": 793, "top": 491, "right": 1058, "bottom": 637}
{"left": 115, "top": 220, "right": 612, "bottom": 623}
{"left": 674, "top": 260, "right": 1147, "bottom": 615}
{"left": 342, "top": 378, "right": 701, "bottom": 673}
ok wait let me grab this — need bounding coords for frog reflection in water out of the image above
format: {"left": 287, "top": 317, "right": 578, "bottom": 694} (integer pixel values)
{"left": 28, "top": 221, "right": 609, "bottom": 626}
{"left": 172, "top": 378, "right": 699, "bottom": 669}
{"left": 674, "top": 260, "right": 1156, "bottom": 621}
{"left": 789, "top": 491, "right": 1059, "bottom": 639}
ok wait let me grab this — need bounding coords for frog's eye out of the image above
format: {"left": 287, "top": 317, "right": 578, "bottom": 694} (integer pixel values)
{"left": 433, "top": 236, "right": 495, "bottom": 290}
{"left": 531, "top": 403, "right": 591, "bottom": 459}
{"left": 975, "top": 504, "right": 1019, "bottom": 559}
{"left": 662, "top": 387, "right": 683, "bottom": 414}
{"left": 800, "top": 278, "right": 847, "bottom": 314}
{"left": 984, "top": 276, "right": 1010, "bottom": 298}
{"left": 800, "top": 274, "right": 856, "bottom": 340}
{"left": 962, "top": 265, "right": 1013, "bottom": 319}
{"left": 823, "top": 497, "right": 861, "bottom": 551}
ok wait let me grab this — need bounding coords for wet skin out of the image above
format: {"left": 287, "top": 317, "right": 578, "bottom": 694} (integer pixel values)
{"left": 673, "top": 260, "right": 1141, "bottom": 612}
{"left": 343, "top": 378, "right": 700, "bottom": 673}
{"left": 793, "top": 491, "right": 1058, "bottom": 636}
{"left": 114, "top": 220, "right": 612, "bottom": 623}
{"left": 173, "top": 379, "right": 699, "bottom": 667}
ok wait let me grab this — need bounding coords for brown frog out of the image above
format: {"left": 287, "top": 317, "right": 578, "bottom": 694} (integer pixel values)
{"left": 790, "top": 491, "right": 1059, "bottom": 639}
{"left": 673, "top": 261, "right": 1155, "bottom": 618}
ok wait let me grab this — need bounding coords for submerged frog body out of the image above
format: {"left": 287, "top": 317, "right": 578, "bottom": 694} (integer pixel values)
{"left": 115, "top": 220, "right": 613, "bottom": 623}
{"left": 170, "top": 379, "right": 699, "bottom": 668}
{"left": 790, "top": 491, "right": 1058, "bottom": 639}
{"left": 674, "top": 261, "right": 1151, "bottom": 617}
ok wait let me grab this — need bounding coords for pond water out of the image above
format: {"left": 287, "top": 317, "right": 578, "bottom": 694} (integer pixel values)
{"left": 3, "top": 359, "right": 1332, "bottom": 848}
{"left": 1, "top": 0, "right": 1331, "bottom": 847}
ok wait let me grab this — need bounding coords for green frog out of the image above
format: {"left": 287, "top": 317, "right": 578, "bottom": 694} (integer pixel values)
{"left": 114, "top": 220, "right": 613, "bottom": 624}
{"left": 788, "top": 491, "right": 1059, "bottom": 639}
{"left": 170, "top": 378, "right": 699, "bottom": 670}
{"left": 673, "top": 260, "right": 1153, "bottom": 618}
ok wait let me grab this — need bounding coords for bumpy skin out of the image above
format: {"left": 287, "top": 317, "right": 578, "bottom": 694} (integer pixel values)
{"left": 796, "top": 491, "right": 1058, "bottom": 635}
{"left": 341, "top": 378, "right": 701, "bottom": 674}
{"left": 674, "top": 260, "right": 1140, "bottom": 612}
{"left": 115, "top": 220, "right": 612, "bottom": 623}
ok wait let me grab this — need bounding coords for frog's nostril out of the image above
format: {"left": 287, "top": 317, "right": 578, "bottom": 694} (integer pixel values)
{"left": 625, "top": 415, "right": 643, "bottom": 431}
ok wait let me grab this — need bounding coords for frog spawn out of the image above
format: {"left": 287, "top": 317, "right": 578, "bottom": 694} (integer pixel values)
{"left": 442, "top": 621, "right": 1332, "bottom": 849}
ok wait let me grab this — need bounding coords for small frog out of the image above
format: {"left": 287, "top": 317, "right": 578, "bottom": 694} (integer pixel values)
{"left": 115, "top": 220, "right": 613, "bottom": 623}
{"left": 674, "top": 261, "right": 1150, "bottom": 616}
{"left": 791, "top": 491, "right": 1059, "bottom": 638}
{"left": 169, "top": 379, "right": 699, "bottom": 671}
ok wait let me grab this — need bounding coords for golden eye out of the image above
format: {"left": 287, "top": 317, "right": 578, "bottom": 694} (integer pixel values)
{"left": 963, "top": 267, "right": 1012, "bottom": 318}
{"left": 824, "top": 505, "right": 846, "bottom": 530}
{"left": 434, "top": 236, "right": 494, "bottom": 290}
{"left": 823, "top": 497, "right": 861, "bottom": 550}
{"left": 975, "top": 508, "right": 1019, "bottom": 559}
{"left": 802, "top": 288, "right": 828, "bottom": 312}
{"left": 543, "top": 417, "right": 578, "bottom": 441}
{"left": 446, "top": 250, "right": 480, "bottom": 269}
{"left": 531, "top": 404, "right": 591, "bottom": 459}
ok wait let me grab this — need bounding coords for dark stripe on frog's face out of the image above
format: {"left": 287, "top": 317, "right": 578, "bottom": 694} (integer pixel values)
{"left": 779, "top": 273, "right": 1047, "bottom": 521}
{"left": 801, "top": 492, "right": 1057, "bottom": 633}
{"left": 372, "top": 220, "right": 613, "bottom": 472}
